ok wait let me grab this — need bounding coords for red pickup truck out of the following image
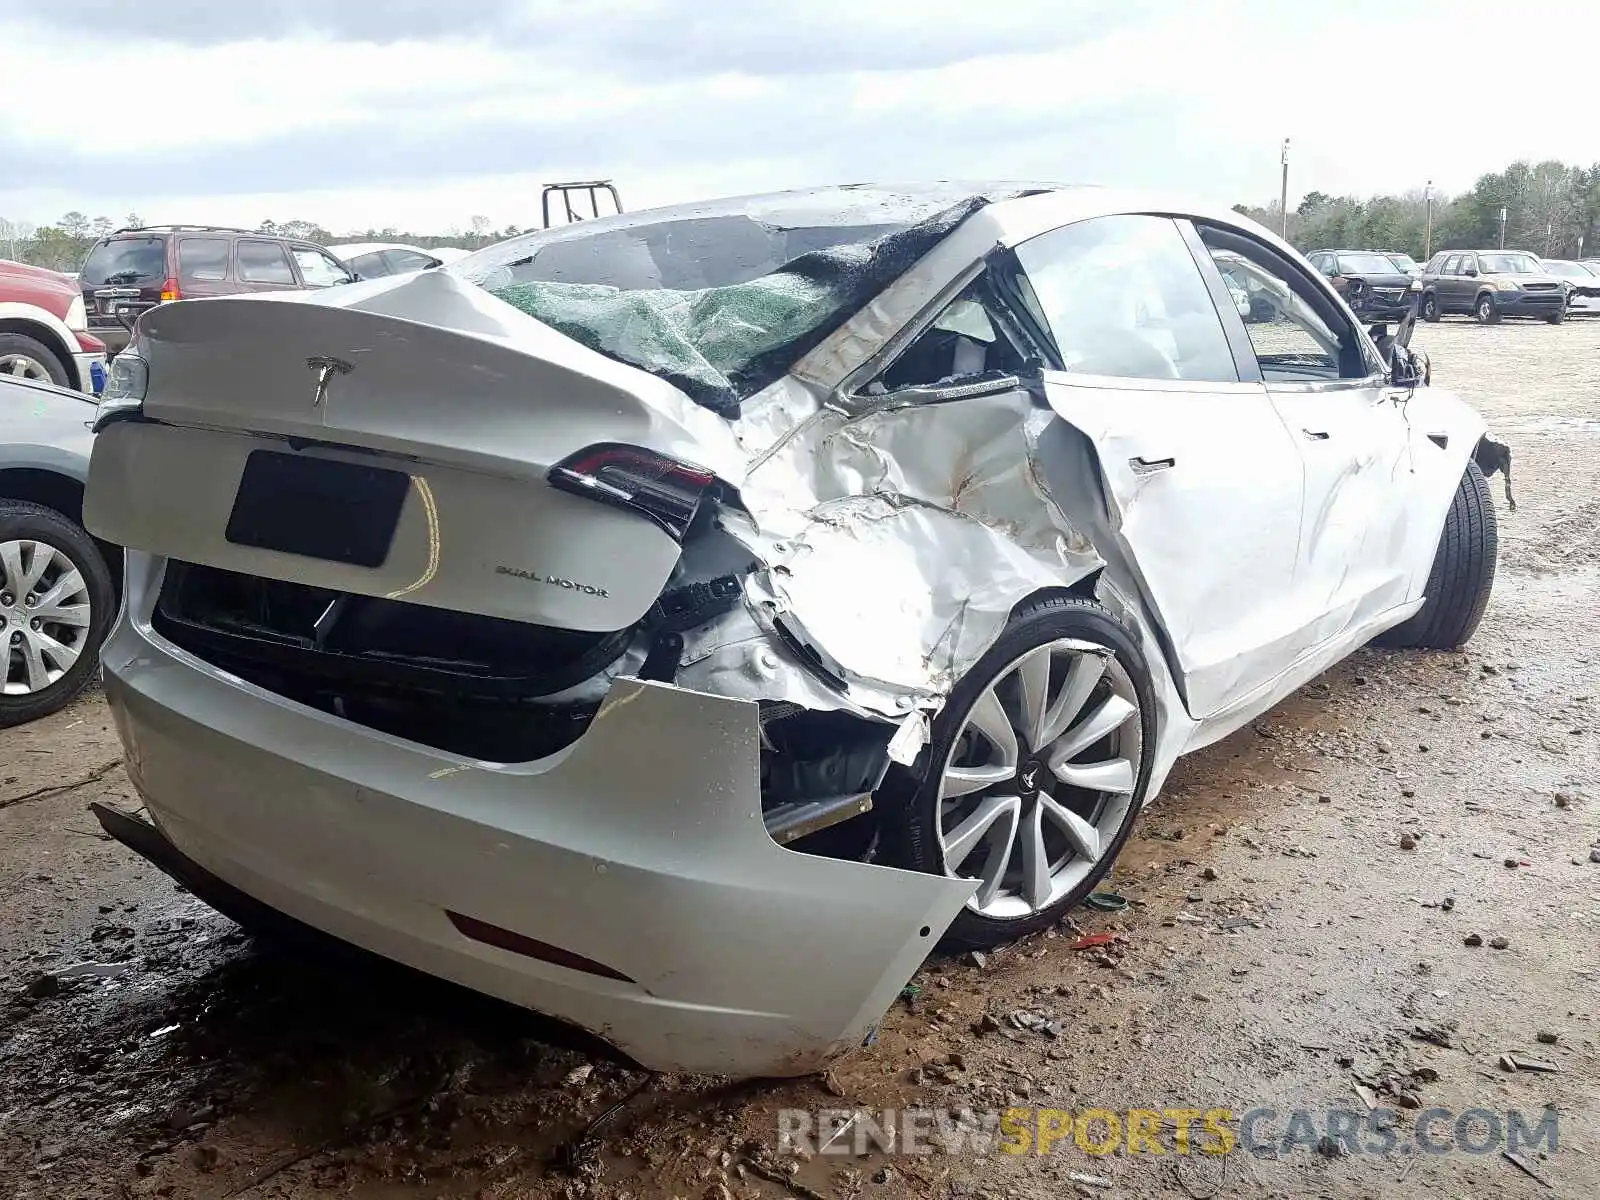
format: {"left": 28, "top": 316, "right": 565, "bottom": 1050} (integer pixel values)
{"left": 0, "top": 259, "right": 107, "bottom": 394}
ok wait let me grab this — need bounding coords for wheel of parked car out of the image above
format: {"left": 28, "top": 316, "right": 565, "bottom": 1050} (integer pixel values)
{"left": 1374, "top": 462, "right": 1496, "bottom": 651}
{"left": 1473, "top": 293, "right": 1501, "bottom": 325}
{"left": 1545, "top": 306, "right": 1565, "bottom": 325}
{"left": 1421, "top": 292, "right": 1441, "bottom": 322}
{"left": 0, "top": 332, "right": 71, "bottom": 388}
{"left": 878, "top": 596, "right": 1155, "bottom": 951}
{"left": 0, "top": 501, "right": 115, "bottom": 727}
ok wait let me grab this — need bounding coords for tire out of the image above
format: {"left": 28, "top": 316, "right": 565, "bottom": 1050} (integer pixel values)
{"left": 0, "top": 501, "right": 115, "bottom": 728}
{"left": 0, "top": 332, "right": 72, "bottom": 387}
{"left": 1374, "top": 461, "right": 1497, "bottom": 651}
{"left": 878, "top": 596, "right": 1156, "bottom": 951}
{"left": 1474, "top": 293, "right": 1501, "bottom": 325}
{"left": 1421, "top": 292, "right": 1441, "bottom": 322}
{"left": 1546, "top": 307, "right": 1566, "bottom": 325}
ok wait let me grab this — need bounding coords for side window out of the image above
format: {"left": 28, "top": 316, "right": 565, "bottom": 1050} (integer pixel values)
{"left": 292, "top": 248, "right": 351, "bottom": 287}
{"left": 236, "top": 240, "right": 295, "bottom": 284}
{"left": 1012, "top": 214, "right": 1239, "bottom": 383}
{"left": 1441, "top": 254, "right": 1461, "bottom": 275}
{"left": 383, "top": 249, "right": 438, "bottom": 274}
{"left": 1460, "top": 254, "right": 1478, "bottom": 275}
{"left": 869, "top": 277, "right": 1029, "bottom": 394}
{"left": 177, "top": 237, "right": 230, "bottom": 283}
{"left": 1200, "top": 227, "right": 1367, "bottom": 383}
{"left": 348, "top": 252, "right": 390, "bottom": 279}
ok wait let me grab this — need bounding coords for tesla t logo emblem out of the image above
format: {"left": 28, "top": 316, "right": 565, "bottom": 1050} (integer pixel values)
{"left": 306, "top": 355, "right": 354, "bottom": 407}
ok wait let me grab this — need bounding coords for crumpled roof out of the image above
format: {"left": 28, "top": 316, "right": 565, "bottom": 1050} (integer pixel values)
{"left": 487, "top": 196, "right": 991, "bottom": 418}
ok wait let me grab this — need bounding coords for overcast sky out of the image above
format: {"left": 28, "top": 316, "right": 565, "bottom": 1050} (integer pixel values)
{"left": 2, "top": 0, "right": 1592, "bottom": 237}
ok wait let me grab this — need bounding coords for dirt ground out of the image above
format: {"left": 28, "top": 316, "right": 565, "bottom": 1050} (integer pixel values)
{"left": 2, "top": 316, "right": 1597, "bottom": 1200}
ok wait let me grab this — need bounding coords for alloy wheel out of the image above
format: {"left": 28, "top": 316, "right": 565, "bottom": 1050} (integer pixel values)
{"left": 934, "top": 639, "right": 1143, "bottom": 920}
{"left": 1, "top": 539, "right": 93, "bottom": 696}
{"left": 0, "top": 353, "right": 54, "bottom": 382}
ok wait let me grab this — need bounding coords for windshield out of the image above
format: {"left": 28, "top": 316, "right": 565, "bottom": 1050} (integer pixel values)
{"left": 80, "top": 236, "right": 165, "bottom": 286}
{"left": 1541, "top": 260, "right": 1590, "bottom": 279}
{"left": 1478, "top": 253, "right": 1541, "bottom": 274}
{"left": 1336, "top": 252, "right": 1400, "bottom": 274}
{"left": 454, "top": 186, "right": 1019, "bottom": 417}
{"left": 1387, "top": 254, "right": 1420, "bottom": 272}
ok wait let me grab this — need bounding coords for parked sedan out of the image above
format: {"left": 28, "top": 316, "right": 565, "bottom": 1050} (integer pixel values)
{"left": 1538, "top": 258, "right": 1600, "bottom": 315}
{"left": 84, "top": 184, "right": 1501, "bottom": 1077}
{"left": 0, "top": 374, "right": 116, "bottom": 726}
{"left": 328, "top": 243, "right": 448, "bottom": 280}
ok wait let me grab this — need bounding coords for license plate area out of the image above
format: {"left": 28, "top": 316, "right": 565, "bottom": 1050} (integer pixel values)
{"left": 225, "top": 450, "right": 410, "bottom": 568}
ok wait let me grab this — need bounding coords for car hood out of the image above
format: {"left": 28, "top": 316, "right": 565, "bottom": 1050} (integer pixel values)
{"left": 1343, "top": 272, "right": 1415, "bottom": 288}
{"left": 1491, "top": 272, "right": 1564, "bottom": 285}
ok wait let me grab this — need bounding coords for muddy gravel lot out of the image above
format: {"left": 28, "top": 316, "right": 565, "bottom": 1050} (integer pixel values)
{"left": 3, "top": 317, "right": 1597, "bottom": 1200}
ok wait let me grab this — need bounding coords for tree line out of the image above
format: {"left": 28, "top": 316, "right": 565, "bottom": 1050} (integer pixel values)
{"left": 1232, "top": 159, "right": 1600, "bottom": 260}
{"left": 9, "top": 156, "right": 1600, "bottom": 276}
{"left": 0, "top": 212, "right": 526, "bottom": 273}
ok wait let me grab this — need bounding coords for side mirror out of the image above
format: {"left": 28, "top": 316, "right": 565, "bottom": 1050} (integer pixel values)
{"left": 1390, "top": 344, "right": 1425, "bottom": 388}
{"left": 1463, "top": 266, "right": 1478, "bottom": 277}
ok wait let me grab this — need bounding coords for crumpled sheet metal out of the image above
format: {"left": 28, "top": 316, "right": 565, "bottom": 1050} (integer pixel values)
{"left": 723, "top": 390, "right": 1103, "bottom": 712}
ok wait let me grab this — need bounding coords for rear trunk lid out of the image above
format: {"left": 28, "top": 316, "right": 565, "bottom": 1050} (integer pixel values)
{"left": 85, "top": 269, "right": 744, "bottom": 635}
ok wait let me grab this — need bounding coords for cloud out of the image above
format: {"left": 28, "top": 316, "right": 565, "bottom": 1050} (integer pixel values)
{"left": 3, "top": 0, "right": 1597, "bottom": 234}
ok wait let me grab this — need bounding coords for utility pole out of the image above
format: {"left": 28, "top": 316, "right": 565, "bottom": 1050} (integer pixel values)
{"left": 1424, "top": 181, "right": 1434, "bottom": 259}
{"left": 1279, "top": 138, "right": 1291, "bottom": 239}
{"left": 1499, "top": 206, "right": 1508, "bottom": 249}
{"left": 1546, "top": 220, "right": 1553, "bottom": 254}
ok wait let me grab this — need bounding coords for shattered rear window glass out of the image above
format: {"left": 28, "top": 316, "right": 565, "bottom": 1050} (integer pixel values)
{"left": 456, "top": 187, "right": 1035, "bottom": 416}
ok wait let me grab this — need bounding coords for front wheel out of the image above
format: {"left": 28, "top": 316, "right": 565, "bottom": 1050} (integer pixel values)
{"left": 0, "top": 502, "right": 115, "bottom": 728}
{"left": 1546, "top": 307, "right": 1566, "bottom": 325}
{"left": 1375, "top": 461, "right": 1497, "bottom": 650}
{"left": 1421, "top": 292, "right": 1441, "bottom": 322}
{"left": 0, "top": 333, "right": 71, "bottom": 387}
{"left": 877, "top": 597, "right": 1156, "bottom": 951}
{"left": 1474, "top": 293, "right": 1501, "bottom": 325}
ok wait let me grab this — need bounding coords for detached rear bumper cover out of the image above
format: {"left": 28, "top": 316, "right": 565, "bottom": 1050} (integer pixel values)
{"left": 101, "top": 555, "right": 975, "bottom": 1077}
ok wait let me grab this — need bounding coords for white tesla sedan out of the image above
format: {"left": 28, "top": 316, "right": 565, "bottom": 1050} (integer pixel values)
{"left": 83, "top": 184, "right": 1501, "bottom": 1077}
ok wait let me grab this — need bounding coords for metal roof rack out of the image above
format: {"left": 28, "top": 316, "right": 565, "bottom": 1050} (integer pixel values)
{"left": 108, "top": 223, "right": 254, "bottom": 236}
{"left": 541, "top": 181, "right": 623, "bottom": 229}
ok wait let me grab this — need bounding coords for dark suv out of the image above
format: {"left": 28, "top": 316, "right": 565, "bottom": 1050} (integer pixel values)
{"left": 79, "top": 226, "right": 356, "bottom": 354}
{"left": 1418, "top": 250, "right": 1566, "bottom": 324}
{"left": 1306, "top": 249, "right": 1420, "bottom": 322}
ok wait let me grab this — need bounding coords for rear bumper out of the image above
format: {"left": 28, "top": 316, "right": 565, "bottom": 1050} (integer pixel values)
{"left": 100, "top": 552, "right": 974, "bottom": 1077}
{"left": 86, "top": 322, "right": 131, "bottom": 355}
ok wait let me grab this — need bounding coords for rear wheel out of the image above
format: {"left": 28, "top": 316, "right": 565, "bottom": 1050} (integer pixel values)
{"left": 878, "top": 597, "right": 1155, "bottom": 951}
{"left": 0, "top": 502, "right": 114, "bottom": 727}
{"left": 1375, "top": 461, "right": 1496, "bottom": 650}
{"left": 0, "top": 333, "right": 71, "bottom": 388}
{"left": 1421, "top": 292, "right": 1441, "bottom": 322}
{"left": 1474, "top": 293, "right": 1501, "bottom": 325}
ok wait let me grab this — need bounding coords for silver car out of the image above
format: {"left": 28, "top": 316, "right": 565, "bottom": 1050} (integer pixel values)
{"left": 83, "top": 184, "right": 1502, "bottom": 1077}
{"left": 1539, "top": 258, "right": 1600, "bottom": 315}
{"left": 1, "top": 374, "right": 115, "bottom": 726}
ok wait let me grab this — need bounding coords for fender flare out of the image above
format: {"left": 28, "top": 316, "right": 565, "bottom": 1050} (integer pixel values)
{"left": 0, "top": 301, "right": 83, "bottom": 389}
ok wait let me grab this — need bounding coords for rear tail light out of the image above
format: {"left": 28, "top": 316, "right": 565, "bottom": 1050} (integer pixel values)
{"left": 159, "top": 276, "right": 181, "bottom": 302}
{"left": 548, "top": 443, "right": 716, "bottom": 540}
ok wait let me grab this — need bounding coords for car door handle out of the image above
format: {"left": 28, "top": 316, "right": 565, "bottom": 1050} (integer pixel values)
{"left": 1129, "top": 456, "right": 1176, "bottom": 475}
{"left": 1302, "top": 429, "right": 1331, "bottom": 441}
